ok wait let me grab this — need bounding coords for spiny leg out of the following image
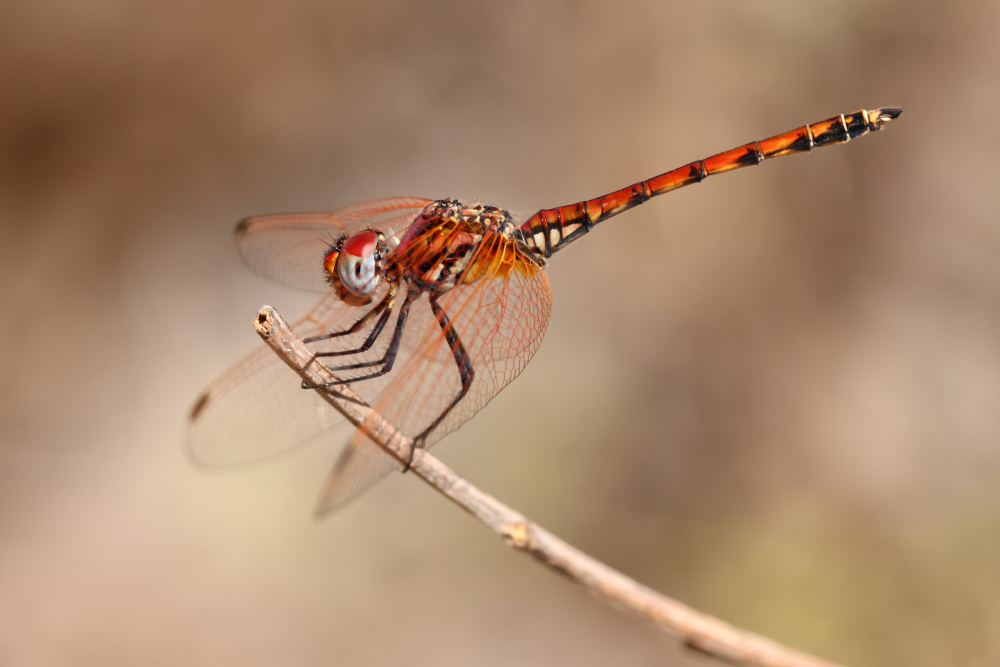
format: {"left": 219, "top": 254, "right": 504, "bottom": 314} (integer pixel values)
{"left": 303, "top": 288, "right": 415, "bottom": 390}
{"left": 404, "top": 295, "right": 475, "bottom": 470}
{"left": 303, "top": 284, "right": 396, "bottom": 344}
{"left": 519, "top": 107, "right": 903, "bottom": 257}
{"left": 302, "top": 282, "right": 398, "bottom": 371}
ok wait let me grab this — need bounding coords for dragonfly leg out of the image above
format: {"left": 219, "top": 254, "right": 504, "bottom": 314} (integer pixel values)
{"left": 302, "top": 284, "right": 399, "bottom": 354}
{"left": 403, "top": 295, "right": 475, "bottom": 471}
{"left": 302, "top": 289, "right": 414, "bottom": 390}
{"left": 301, "top": 284, "right": 399, "bottom": 376}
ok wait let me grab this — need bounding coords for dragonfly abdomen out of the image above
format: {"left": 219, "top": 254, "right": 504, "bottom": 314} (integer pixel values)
{"left": 519, "top": 107, "right": 902, "bottom": 259}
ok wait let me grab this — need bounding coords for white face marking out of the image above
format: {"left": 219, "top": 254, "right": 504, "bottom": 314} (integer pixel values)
{"left": 337, "top": 249, "right": 378, "bottom": 296}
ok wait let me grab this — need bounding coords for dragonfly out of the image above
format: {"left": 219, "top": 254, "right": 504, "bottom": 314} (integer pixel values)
{"left": 187, "top": 107, "right": 901, "bottom": 514}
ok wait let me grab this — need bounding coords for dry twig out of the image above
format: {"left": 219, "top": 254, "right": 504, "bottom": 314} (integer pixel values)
{"left": 255, "top": 304, "right": 846, "bottom": 667}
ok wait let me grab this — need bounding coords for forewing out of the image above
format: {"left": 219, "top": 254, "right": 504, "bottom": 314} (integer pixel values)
{"left": 235, "top": 197, "right": 431, "bottom": 292}
{"left": 315, "top": 232, "right": 552, "bottom": 514}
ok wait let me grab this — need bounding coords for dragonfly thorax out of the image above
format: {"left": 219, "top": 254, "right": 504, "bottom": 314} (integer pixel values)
{"left": 391, "top": 199, "right": 515, "bottom": 293}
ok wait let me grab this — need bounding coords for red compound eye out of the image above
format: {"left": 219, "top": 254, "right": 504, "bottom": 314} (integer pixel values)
{"left": 342, "top": 230, "right": 378, "bottom": 258}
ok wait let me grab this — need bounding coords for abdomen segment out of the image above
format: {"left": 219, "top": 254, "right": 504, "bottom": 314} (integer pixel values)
{"left": 519, "top": 107, "right": 902, "bottom": 258}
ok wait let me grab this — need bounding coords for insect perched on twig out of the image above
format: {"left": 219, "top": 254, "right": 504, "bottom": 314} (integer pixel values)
{"left": 187, "top": 107, "right": 902, "bottom": 514}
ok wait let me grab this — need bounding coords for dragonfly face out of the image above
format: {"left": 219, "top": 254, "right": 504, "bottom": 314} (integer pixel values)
{"left": 322, "top": 230, "right": 390, "bottom": 305}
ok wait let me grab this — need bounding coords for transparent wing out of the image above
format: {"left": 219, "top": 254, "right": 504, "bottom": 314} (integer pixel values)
{"left": 315, "top": 231, "right": 553, "bottom": 514}
{"left": 186, "top": 286, "right": 392, "bottom": 467}
{"left": 314, "top": 429, "right": 404, "bottom": 513}
{"left": 235, "top": 197, "right": 432, "bottom": 292}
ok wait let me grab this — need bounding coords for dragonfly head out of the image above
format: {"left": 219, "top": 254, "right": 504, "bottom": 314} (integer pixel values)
{"left": 324, "top": 230, "right": 386, "bottom": 301}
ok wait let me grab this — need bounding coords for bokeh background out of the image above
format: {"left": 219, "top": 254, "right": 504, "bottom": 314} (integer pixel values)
{"left": 2, "top": 1, "right": 998, "bottom": 665}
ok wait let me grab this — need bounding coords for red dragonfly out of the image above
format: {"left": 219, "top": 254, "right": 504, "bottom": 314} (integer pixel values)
{"left": 188, "top": 107, "right": 901, "bottom": 514}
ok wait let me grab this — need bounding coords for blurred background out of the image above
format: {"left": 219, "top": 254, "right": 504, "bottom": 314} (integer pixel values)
{"left": 1, "top": 1, "right": 998, "bottom": 665}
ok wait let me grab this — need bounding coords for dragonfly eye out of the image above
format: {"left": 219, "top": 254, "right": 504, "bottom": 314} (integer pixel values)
{"left": 336, "top": 230, "right": 381, "bottom": 297}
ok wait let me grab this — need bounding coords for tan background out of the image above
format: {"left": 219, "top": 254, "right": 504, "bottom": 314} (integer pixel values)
{"left": 2, "top": 1, "right": 999, "bottom": 665}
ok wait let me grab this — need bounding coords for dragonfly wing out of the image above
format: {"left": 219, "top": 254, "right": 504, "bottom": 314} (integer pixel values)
{"left": 315, "top": 231, "right": 552, "bottom": 514}
{"left": 186, "top": 342, "right": 344, "bottom": 466}
{"left": 314, "top": 429, "right": 403, "bottom": 515}
{"left": 235, "top": 197, "right": 432, "bottom": 292}
{"left": 389, "top": 232, "right": 553, "bottom": 445}
{"left": 186, "top": 288, "right": 391, "bottom": 466}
